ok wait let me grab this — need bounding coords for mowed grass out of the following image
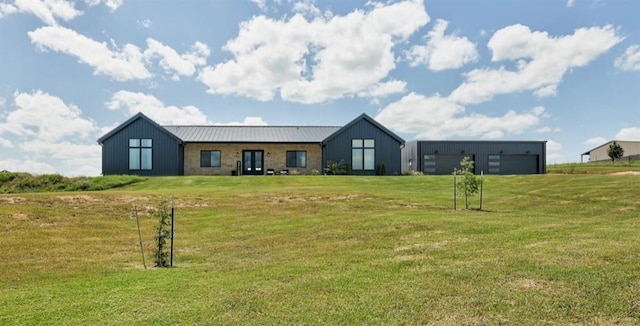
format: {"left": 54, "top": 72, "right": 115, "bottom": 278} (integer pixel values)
{"left": 1, "top": 174, "right": 639, "bottom": 324}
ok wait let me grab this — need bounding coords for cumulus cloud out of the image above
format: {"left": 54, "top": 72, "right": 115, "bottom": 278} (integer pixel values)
{"left": 585, "top": 136, "right": 608, "bottom": 146}
{"left": 0, "top": 3, "right": 18, "bottom": 19}
{"left": 0, "top": 90, "right": 101, "bottom": 176}
{"left": 375, "top": 92, "right": 545, "bottom": 139}
{"left": 1, "top": 0, "right": 82, "bottom": 25}
{"left": 616, "top": 127, "right": 640, "bottom": 140}
{"left": 0, "top": 137, "right": 13, "bottom": 148}
{"left": 198, "top": 0, "right": 428, "bottom": 104}
{"left": 85, "top": 0, "right": 123, "bottom": 12}
{"left": 216, "top": 117, "right": 269, "bottom": 126}
{"left": 106, "top": 90, "right": 210, "bottom": 125}
{"left": 406, "top": 19, "right": 479, "bottom": 71}
{"left": 0, "top": 90, "right": 96, "bottom": 141}
{"left": 546, "top": 140, "right": 562, "bottom": 152}
{"left": 449, "top": 24, "right": 623, "bottom": 105}
{"left": 614, "top": 45, "right": 640, "bottom": 71}
{"left": 0, "top": 159, "right": 56, "bottom": 174}
{"left": 144, "top": 39, "right": 210, "bottom": 80}
{"left": 28, "top": 26, "right": 151, "bottom": 81}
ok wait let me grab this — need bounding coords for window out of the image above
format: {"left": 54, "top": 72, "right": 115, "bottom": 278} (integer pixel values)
{"left": 286, "top": 151, "right": 306, "bottom": 168}
{"left": 423, "top": 154, "right": 436, "bottom": 173}
{"left": 200, "top": 150, "right": 221, "bottom": 167}
{"left": 352, "top": 139, "right": 375, "bottom": 170}
{"left": 129, "top": 139, "right": 152, "bottom": 170}
{"left": 488, "top": 154, "right": 500, "bottom": 174}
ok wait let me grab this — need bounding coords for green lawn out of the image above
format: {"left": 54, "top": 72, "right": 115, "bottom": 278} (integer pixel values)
{"left": 1, "top": 175, "right": 639, "bottom": 324}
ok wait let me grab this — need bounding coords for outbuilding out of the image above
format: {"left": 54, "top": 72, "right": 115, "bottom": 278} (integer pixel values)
{"left": 402, "top": 140, "right": 547, "bottom": 175}
{"left": 581, "top": 140, "right": 640, "bottom": 162}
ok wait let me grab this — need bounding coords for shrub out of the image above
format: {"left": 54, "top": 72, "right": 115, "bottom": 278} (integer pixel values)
{"left": 154, "top": 199, "right": 172, "bottom": 268}
{"left": 326, "top": 160, "right": 350, "bottom": 175}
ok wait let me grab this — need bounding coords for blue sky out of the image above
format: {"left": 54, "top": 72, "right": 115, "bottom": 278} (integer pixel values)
{"left": 0, "top": 0, "right": 638, "bottom": 176}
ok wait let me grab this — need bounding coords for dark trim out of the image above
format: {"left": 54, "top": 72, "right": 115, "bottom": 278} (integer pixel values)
{"left": 322, "top": 113, "right": 405, "bottom": 145}
{"left": 97, "top": 112, "right": 183, "bottom": 145}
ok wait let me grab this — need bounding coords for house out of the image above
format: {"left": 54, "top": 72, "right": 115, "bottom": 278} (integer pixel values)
{"left": 402, "top": 140, "right": 547, "bottom": 175}
{"left": 97, "top": 112, "right": 404, "bottom": 176}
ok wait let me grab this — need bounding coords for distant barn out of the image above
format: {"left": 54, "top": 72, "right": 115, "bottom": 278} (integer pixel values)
{"left": 581, "top": 140, "right": 640, "bottom": 162}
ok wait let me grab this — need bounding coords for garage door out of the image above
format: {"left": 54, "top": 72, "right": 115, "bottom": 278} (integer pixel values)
{"left": 500, "top": 155, "right": 539, "bottom": 174}
{"left": 423, "top": 154, "right": 474, "bottom": 175}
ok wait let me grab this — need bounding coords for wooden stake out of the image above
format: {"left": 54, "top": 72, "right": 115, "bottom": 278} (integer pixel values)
{"left": 134, "top": 206, "right": 146, "bottom": 269}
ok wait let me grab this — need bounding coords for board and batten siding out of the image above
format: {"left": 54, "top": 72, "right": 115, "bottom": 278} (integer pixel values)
{"left": 323, "top": 117, "right": 403, "bottom": 175}
{"left": 100, "top": 117, "right": 184, "bottom": 176}
{"left": 403, "top": 141, "right": 546, "bottom": 175}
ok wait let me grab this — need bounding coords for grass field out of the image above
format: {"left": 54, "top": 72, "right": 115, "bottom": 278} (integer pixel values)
{"left": 1, "top": 172, "right": 639, "bottom": 324}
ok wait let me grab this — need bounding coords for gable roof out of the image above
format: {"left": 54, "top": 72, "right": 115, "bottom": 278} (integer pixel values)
{"left": 581, "top": 140, "right": 640, "bottom": 156}
{"left": 163, "top": 125, "right": 341, "bottom": 143}
{"left": 322, "top": 113, "right": 405, "bottom": 145}
{"left": 97, "top": 112, "right": 183, "bottom": 145}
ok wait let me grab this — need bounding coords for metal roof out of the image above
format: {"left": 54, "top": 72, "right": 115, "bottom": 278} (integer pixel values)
{"left": 163, "top": 125, "right": 342, "bottom": 143}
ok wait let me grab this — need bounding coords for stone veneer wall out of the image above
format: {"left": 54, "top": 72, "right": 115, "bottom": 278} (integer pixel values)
{"left": 184, "top": 143, "right": 323, "bottom": 175}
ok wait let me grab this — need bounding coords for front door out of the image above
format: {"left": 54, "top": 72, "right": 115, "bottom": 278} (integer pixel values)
{"left": 243, "top": 150, "right": 264, "bottom": 175}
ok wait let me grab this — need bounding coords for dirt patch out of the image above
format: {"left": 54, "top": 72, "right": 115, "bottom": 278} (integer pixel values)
{"left": 608, "top": 171, "right": 640, "bottom": 176}
{"left": 57, "top": 195, "right": 101, "bottom": 202}
{"left": 0, "top": 196, "right": 26, "bottom": 204}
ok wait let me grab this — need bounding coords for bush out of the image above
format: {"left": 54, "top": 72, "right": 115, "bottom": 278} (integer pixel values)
{"left": 0, "top": 171, "right": 146, "bottom": 193}
{"left": 326, "top": 160, "right": 350, "bottom": 175}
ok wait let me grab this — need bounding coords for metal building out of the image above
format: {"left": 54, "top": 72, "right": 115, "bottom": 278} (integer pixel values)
{"left": 402, "top": 140, "right": 547, "bottom": 175}
{"left": 581, "top": 140, "right": 640, "bottom": 162}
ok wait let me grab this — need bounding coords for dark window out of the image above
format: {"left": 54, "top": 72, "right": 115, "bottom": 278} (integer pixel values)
{"left": 488, "top": 154, "right": 500, "bottom": 174}
{"left": 352, "top": 139, "right": 375, "bottom": 170}
{"left": 423, "top": 154, "right": 436, "bottom": 173}
{"left": 200, "top": 150, "right": 221, "bottom": 167}
{"left": 129, "top": 139, "right": 152, "bottom": 170}
{"left": 286, "top": 151, "right": 307, "bottom": 168}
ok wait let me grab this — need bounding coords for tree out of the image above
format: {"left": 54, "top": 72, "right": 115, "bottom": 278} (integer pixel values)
{"left": 607, "top": 141, "right": 624, "bottom": 163}
{"left": 454, "top": 157, "right": 480, "bottom": 209}
{"left": 154, "top": 199, "right": 172, "bottom": 267}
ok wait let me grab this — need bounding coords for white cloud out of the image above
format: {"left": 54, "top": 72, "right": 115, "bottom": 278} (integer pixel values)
{"left": 292, "top": 0, "right": 325, "bottom": 19}
{"left": 0, "top": 3, "right": 18, "bottom": 19}
{"left": 0, "top": 137, "right": 13, "bottom": 148}
{"left": 106, "top": 90, "right": 210, "bottom": 125}
{"left": 375, "top": 92, "right": 543, "bottom": 139}
{"left": 217, "top": 117, "right": 269, "bottom": 126}
{"left": 137, "top": 18, "right": 152, "bottom": 29}
{"left": 0, "top": 90, "right": 96, "bottom": 141}
{"left": 3, "top": 0, "right": 82, "bottom": 25}
{"left": 144, "top": 39, "right": 210, "bottom": 80}
{"left": 28, "top": 26, "right": 151, "bottom": 81}
{"left": 615, "top": 127, "right": 640, "bottom": 140}
{"left": 546, "top": 140, "right": 562, "bottom": 151}
{"left": 566, "top": 0, "right": 575, "bottom": 8}
{"left": 198, "top": 0, "right": 428, "bottom": 104}
{"left": 0, "top": 90, "right": 101, "bottom": 176}
{"left": 0, "top": 159, "right": 56, "bottom": 174}
{"left": 614, "top": 45, "right": 640, "bottom": 71}
{"left": 585, "top": 136, "right": 608, "bottom": 146}
{"left": 449, "top": 24, "right": 623, "bottom": 105}
{"left": 406, "top": 19, "right": 479, "bottom": 71}
{"left": 535, "top": 126, "right": 561, "bottom": 133}
{"left": 85, "top": 0, "right": 123, "bottom": 12}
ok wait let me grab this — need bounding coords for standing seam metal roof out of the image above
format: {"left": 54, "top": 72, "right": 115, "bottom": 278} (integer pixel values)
{"left": 162, "top": 125, "right": 342, "bottom": 143}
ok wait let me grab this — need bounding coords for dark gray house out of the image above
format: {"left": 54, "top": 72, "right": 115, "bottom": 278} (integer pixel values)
{"left": 97, "top": 112, "right": 405, "bottom": 176}
{"left": 402, "top": 140, "right": 547, "bottom": 175}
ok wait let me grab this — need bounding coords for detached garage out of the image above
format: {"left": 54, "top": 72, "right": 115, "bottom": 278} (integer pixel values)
{"left": 402, "top": 140, "right": 547, "bottom": 175}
